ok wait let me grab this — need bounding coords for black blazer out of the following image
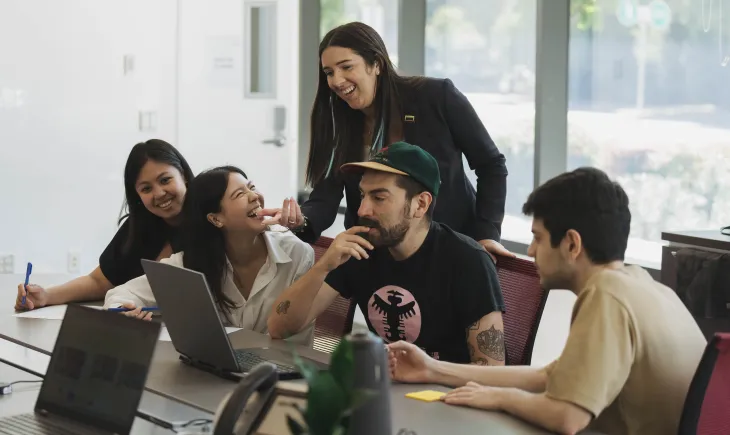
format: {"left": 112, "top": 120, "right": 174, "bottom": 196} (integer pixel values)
{"left": 299, "top": 77, "right": 508, "bottom": 243}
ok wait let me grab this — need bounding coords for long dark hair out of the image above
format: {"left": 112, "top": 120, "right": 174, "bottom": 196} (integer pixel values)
{"left": 306, "top": 21, "right": 418, "bottom": 186}
{"left": 181, "top": 166, "right": 248, "bottom": 315}
{"left": 119, "top": 139, "right": 194, "bottom": 253}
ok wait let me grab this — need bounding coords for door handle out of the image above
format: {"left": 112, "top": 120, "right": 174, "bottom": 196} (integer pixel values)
{"left": 262, "top": 137, "right": 285, "bottom": 147}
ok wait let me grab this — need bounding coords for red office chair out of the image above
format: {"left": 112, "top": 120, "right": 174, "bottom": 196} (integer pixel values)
{"left": 678, "top": 333, "right": 730, "bottom": 435}
{"left": 496, "top": 255, "right": 548, "bottom": 366}
{"left": 310, "top": 236, "right": 357, "bottom": 354}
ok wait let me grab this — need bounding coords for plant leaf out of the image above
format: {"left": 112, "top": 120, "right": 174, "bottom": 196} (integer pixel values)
{"left": 350, "top": 388, "right": 379, "bottom": 410}
{"left": 287, "top": 415, "right": 307, "bottom": 435}
{"left": 290, "top": 345, "right": 320, "bottom": 385}
{"left": 340, "top": 388, "right": 380, "bottom": 419}
{"left": 328, "top": 338, "right": 354, "bottom": 393}
{"left": 304, "top": 371, "right": 347, "bottom": 435}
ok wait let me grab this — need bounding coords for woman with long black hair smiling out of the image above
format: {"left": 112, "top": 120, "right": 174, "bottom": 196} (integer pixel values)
{"left": 103, "top": 165, "right": 315, "bottom": 343}
{"left": 15, "top": 139, "right": 194, "bottom": 311}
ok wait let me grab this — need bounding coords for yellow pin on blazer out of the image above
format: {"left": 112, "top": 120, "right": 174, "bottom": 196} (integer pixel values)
{"left": 404, "top": 114, "right": 415, "bottom": 123}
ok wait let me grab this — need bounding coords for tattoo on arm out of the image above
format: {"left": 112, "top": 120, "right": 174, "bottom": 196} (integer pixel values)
{"left": 468, "top": 342, "right": 475, "bottom": 358}
{"left": 476, "top": 325, "right": 505, "bottom": 361}
{"left": 276, "top": 300, "right": 291, "bottom": 315}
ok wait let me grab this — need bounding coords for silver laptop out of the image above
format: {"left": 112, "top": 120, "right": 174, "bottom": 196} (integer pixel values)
{"left": 0, "top": 304, "right": 160, "bottom": 435}
{"left": 140, "top": 259, "right": 327, "bottom": 381}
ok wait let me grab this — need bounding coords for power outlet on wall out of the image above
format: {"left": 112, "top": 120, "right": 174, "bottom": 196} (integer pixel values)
{"left": 0, "top": 254, "right": 15, "bottom": 274}
{"left": 67, "top": 252, "right": 80, "bottom": 274}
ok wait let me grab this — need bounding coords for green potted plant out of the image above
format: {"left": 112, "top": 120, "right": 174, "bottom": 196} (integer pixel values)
{"left": 286, "top": 338, "right": 377, "bottom": 435}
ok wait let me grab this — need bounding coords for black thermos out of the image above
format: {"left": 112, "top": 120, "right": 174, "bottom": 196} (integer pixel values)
{"left": 346, "top": 330, "right": 392, "bottom": 435}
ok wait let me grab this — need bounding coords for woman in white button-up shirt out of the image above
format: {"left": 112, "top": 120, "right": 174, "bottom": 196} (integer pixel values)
{"left": 103, "top": 165, "right": 315, "bottom": 344}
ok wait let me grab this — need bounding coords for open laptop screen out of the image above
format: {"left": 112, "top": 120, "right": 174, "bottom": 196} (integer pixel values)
{"left": 35, "top": 304, "right": 160, "bottom": 434}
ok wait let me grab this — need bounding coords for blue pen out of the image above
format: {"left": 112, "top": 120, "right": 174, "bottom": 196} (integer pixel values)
{"left": 107, "top": 306, "right": 160, "bottom": 312}
{"left": 22, "top": 262, "right": 32, "bottom": 306}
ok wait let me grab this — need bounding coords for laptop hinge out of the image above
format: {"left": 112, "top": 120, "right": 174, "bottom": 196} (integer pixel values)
{"left": 178, "top": 354, "right": 241, "bottom": 382}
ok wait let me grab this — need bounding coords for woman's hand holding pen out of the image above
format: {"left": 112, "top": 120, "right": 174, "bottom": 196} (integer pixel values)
{"left": 15, "top": 283, "right": 49, "bottom": 311}
{"left": 114, "top": 302, "right": 154, "bottom": 321}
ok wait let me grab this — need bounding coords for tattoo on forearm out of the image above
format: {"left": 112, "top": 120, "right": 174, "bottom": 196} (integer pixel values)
{"left": 476, "top": 325, "right": 505, "bottom": 361}
{"left": 468, "top": 342, "right": 475, "bottom": 357}
{"left": 276, "top": 300, "right": 291, "bottom": 315}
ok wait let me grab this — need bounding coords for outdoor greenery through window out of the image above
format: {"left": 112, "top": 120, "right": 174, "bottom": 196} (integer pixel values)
{"left": 568, "top": 0, "right": 730, "bottom": 264}
{"left": 320, "top": 0, "right": 399, "bottom": 65}
{"left": 317, "top": 0, "right": 730, "bottom": 265}
{"left": 425, "top": 0, "right": 537, "bottom": 245}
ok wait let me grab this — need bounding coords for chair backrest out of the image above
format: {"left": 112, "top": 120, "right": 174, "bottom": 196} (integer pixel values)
{"left": 678, "top": 333, "right": 730, "bottom": 435}
{"left": 496, "top": 255, "right": 548, "bottom": 366}
{"left": 310, "top": 236, "right": 357, "bottom": 354}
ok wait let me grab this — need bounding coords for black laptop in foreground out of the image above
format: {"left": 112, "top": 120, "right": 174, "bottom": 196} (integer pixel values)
{"left": 0, "top": 304, "right": 160, "bottom": 434}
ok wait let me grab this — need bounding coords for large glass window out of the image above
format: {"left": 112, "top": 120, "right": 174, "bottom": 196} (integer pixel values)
{"left": 426, "top": 0, "right": 537, "bottom": 243}
{"left": 568, "top": 0, "right": 730, "bottom": 264}
{"left": 320, "top": 0, "right": 399, "bottom": 65}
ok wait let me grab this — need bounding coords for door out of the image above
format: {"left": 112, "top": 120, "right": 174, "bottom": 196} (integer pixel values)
{"left": 177, "top": 0, "right": 299, "bottom": 204}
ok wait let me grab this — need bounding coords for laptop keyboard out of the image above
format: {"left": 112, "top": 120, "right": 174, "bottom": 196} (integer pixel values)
{"left": 234, "top": 350, "right": 298, "bottom": 374}
{"left": 0, "top": 413, "right": 99, "bottom": 435}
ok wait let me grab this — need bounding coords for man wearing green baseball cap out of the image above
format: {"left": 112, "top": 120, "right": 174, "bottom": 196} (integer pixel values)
{"left": 269, "top": 142, "right": 505, "bottom": 366}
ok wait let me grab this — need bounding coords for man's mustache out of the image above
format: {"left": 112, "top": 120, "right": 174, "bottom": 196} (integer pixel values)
{"left": 358, "top": 217, "right": 381, "bottom": 229}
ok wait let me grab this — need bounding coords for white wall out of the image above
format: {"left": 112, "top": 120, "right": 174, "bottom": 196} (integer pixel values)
{"left": 176, "top": 0, "right": 300, "bottom": 205}
{"left": 0, "top": 0, "right": 178, "bottom": 276}
{"left": 0, "top": 0, "right": 299, "bottom": 279}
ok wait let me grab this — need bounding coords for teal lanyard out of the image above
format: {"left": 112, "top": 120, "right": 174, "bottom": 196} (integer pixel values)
{"left": 324, "top": 117, "right": 384, "bottom": 178}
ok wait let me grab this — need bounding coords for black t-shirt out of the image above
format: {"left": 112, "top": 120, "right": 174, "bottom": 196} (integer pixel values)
{"left": 325, "top": 221, "right": 504, "bottom": 363}
{"left": 99, "top": 218, "right": 183, "bottom": 286}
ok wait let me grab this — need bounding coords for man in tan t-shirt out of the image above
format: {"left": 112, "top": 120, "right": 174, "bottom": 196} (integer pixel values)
{"left": 386, "top": 167, "right": 706, "bottom": 435}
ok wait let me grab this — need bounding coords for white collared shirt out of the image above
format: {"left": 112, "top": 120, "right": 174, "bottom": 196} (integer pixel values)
{"left": 103, "top": 231, "right": 315, "bottom": 345}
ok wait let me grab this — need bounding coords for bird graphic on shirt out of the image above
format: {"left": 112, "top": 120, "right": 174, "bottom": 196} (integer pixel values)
{"left": 371, "top": 289, "right": 417, "bottom": 342}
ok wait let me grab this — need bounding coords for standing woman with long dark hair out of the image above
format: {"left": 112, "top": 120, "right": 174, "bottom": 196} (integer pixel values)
{"left": 275, "top": 21, "right": 513, "bottom": 260}
{"left": 15, "top": 139, "right": 194, "bottom": 310}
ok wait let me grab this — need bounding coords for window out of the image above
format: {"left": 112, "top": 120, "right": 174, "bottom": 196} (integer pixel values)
{"left": 568, "top": 0, "right": 730, "bottom": 265}
{"left": 245, "top": 2, "right": 277, "bottom": 97}
{"left": 320, "top": 0, "right": 399, "bottom": 65}
{"left": 425, "top": 0, "right": 537, "bottom": 244}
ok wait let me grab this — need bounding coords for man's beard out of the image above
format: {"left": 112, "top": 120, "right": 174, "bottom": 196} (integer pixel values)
{"left": 358, "top": 205, "right": 411, "bottom": 248}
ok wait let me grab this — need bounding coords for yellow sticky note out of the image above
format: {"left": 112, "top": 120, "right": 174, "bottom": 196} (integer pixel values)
{"left": 405, "top": 390, "right": 445, "bottom": 402}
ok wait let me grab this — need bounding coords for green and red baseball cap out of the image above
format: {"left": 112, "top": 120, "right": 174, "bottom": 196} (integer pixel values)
{"left": 340, "top": 141, "right": 441, "bottom": 197}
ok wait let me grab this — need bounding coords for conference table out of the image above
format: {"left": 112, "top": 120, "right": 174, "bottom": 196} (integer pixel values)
{"left": 0, "top": 304, "right": 602, "bottom": 434}
{"left": 0, "top": 339, "right": 213, "bottom": 434}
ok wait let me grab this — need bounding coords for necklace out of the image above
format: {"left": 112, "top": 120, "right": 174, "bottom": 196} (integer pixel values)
{"left": 230, "top": 267, "right": 245, "bottom": 291}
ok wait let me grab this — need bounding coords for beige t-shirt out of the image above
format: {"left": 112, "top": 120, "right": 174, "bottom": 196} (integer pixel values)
{"left": 545, "top": 265, "right": 706, "bottom": 435}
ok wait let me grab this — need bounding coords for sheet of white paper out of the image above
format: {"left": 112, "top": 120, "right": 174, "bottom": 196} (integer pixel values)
{"left": 158, "top": 326, "right": 241, "bottom": 342}
{"left": 12, "top": 304, "right": 103, "bottom": 320}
